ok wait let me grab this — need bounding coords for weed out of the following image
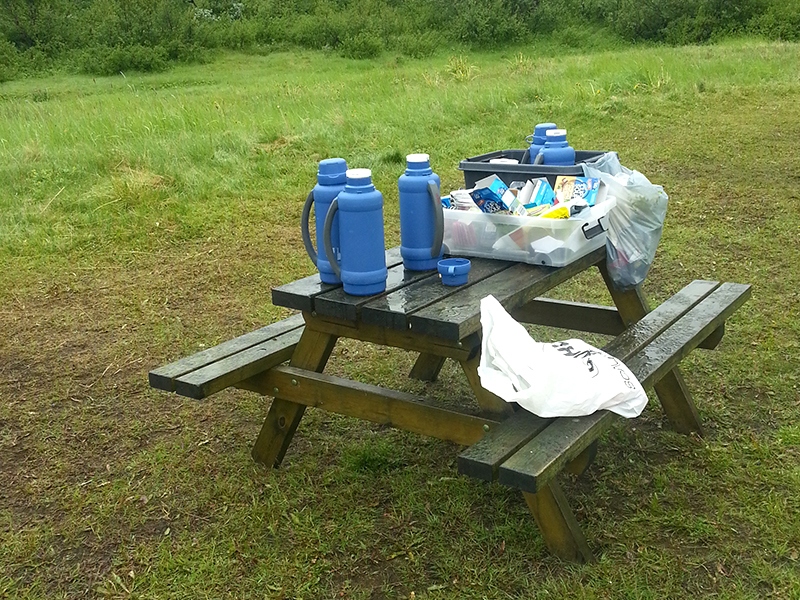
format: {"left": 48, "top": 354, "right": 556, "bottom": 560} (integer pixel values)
{"left": 506, "top": 52, "right": 534, "bottom": 74}
{"left": 446, "top": 55, "right": 478, "bottom": 82}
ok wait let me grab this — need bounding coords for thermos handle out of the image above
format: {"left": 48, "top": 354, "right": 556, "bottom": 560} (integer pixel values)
{"left": 428, "top": 180, "right": 444, "bottom": 259}
{"left": 322, "top": 198, "right": 341, "bottom": 279}
{"left": 300, "top": 190, "right": 317, "bottom": 265}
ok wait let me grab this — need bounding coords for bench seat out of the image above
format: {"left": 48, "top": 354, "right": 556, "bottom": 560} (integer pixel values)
{"left": 149, "top": 314, "right": 305, "bottom": 400}
{"left": 458, "top": 280, "right": 751, "bottom": 561}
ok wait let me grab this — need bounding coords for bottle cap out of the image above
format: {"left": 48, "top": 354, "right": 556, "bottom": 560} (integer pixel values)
{"left": 346, "top": 168, "right": 372, "bottom": 181}
{"left": 546, "top": 128, "right": 567, "bottom": 138}
{"left": 406, "top": 153, "right": 430, "bottom": 164}
{"left": 534, "top": 123, "right": 558, "bottom": 136}
{"left": 317, "top": 158, "right": 347, "bottom": 185}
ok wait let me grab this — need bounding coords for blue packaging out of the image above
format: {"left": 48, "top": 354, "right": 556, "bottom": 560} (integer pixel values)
{"left": 469, "top": 174, "right": 510, "bottom": 214}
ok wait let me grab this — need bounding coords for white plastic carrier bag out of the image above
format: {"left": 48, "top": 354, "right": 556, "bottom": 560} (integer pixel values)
{"left": 477, "top": 295, "right": 648, "bottom": 418}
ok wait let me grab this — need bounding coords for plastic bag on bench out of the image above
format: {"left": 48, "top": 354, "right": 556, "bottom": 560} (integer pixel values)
{"left": 478, "top": 295, "right": 648, "bottom": 418}
{"left": 582, "top": 153, "right": 668, "bottom": 291}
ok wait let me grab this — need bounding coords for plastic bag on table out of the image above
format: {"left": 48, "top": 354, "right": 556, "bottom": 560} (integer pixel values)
{"left": 477, "top": 295, "right": 648, "bottom": 418}
{"left": 583, "top": 153, "right": 668, "bottom": 290}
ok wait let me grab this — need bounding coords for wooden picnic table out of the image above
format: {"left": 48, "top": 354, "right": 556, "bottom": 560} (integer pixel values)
{"left": 150, "top": 245, "right": 750, "bottom": 561}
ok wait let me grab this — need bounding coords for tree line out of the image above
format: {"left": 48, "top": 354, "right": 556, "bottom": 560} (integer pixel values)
{"left": 1, "top": 0, "right": 798, "bottom": 81}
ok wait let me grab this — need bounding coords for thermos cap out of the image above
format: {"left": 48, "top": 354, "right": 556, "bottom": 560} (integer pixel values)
{"left": 546, "top": 128, "right": 567, "bottom": 137}
{"left": 534, "top": 122, "right": 558, "bottom": 135}
{"left": 346, "top": 168, "right": 372, "bottom": 181}
{"left": 318, "top": 158, "right": 348, "bottom": 184}
{"left": 406, "top": 153, "right": 430, "bottom": 164}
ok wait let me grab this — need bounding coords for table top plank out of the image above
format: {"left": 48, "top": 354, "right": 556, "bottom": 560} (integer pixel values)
{"left": 272, "top": 247, "right": 403, "bottom": 313}
{"left": 409, "top": 247, "right": 606, "bottom": 340}
{"left": 313, "top": 262, "right": 438, "bottom": 322}
{"left": 360, "top": 257, "right": 516, "bottom": 331}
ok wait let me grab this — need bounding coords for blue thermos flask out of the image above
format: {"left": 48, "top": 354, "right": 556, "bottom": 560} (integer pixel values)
{"left": 301, "top": 158, "right": 348, "bottom": 284}
{"left": 537, "top": 128, "right": 576, "bottom": 166}
{"left": 323, "top": 168, "right": 388, "bottom": 296}
{"left": 525, "top": 122, "right": 557, "bottom": 164}
{"left": 398, "top": 153, "right": 444, "bottom": 271}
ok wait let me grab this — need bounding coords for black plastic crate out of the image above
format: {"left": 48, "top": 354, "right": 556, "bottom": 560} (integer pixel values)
{"left": 459, "top": 149, "right": 614, "bottom": 188}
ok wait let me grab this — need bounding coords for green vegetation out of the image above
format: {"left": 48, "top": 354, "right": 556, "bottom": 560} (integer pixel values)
{"left": 1, "top": 40, "right": 799, "bottom": 598}
{"left": 1, "top": 0, "right": 800, "bottom": 80}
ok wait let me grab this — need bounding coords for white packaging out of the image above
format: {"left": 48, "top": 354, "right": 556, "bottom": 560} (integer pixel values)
{"left": 478, "top": 295, "right": 648, "bottom": 418}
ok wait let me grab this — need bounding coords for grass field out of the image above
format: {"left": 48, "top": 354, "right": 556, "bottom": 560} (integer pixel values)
{"left": 1, "top": 39, "right": 799, "bottom": 599}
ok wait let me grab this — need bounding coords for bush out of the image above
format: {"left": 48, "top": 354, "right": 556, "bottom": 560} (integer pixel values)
{"left": 340, "top": 31, "right": 384, "bottom": 58}
{"left": 0, "top": 39, "right": 19, "bottom": 82}
{"left": 80, "top": 44, "right": 170, "bottom": 76}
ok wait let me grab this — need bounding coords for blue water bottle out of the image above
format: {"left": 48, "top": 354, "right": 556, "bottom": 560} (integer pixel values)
{"left": 537, "top": 128, "right": 576, "bottom": 166}
{"left": 525, "top": 122, "right": 557, "bottom": 164}
{"left": 398, "top": 153, "right": 444, "bottom": 271}
{"left": 323, "top": 169, "right": 388, "bottom": 296}
{"left": 301, "top": 158, "right": 348, "bottom": 284}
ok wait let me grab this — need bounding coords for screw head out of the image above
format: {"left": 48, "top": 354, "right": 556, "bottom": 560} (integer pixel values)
{"left": 483, "top": 424, "right": 490, "bottom": 432}
{"left": 291, "top": 379, "right": 298, "bottom": 386}
{"left": 273, "top": 387, "right": 279, "bottom": 395}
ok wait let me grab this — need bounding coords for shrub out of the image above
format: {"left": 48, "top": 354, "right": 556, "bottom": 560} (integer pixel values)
{"left": 340, "top": 31, "right": 384, "bottom": 58}
{"left": 0, "top": 39, "right": 19, "bottom": 82}
{"left": 80, "top": 44, "right": 170, "bottom": 76}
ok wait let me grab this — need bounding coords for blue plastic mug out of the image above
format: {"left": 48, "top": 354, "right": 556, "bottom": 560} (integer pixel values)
{"left": 438, "top": 258, "right": 471, "bottom": 286}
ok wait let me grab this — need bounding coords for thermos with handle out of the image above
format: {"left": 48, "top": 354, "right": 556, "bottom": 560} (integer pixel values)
{"left": 323, "top": 168, "right": 388, "bottom": 296}
{"left": 537, "top": 128, "right": 576, "bottom": 166}
{"left": 398, "top": 153, "right": 444, "bottom": 271}
{"left": 301, "top": 158, "right": 348, "bottom": 284}
{"left": 525, "top": 122, "right": 557, "bottom": 164}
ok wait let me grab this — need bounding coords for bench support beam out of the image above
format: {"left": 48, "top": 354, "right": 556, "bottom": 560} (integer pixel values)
{"left": 460, "top": 353, "right": 515, "bottom": 418}
{"left": 523, "top": 481, "right": 594, "bottom": 563}
{"left": 251, "top": 328, "right": 338, "bottom": 468}
{"left": 599, "top": 264, "right": 704, "bottom": 435}
{"left": 409, "top": 353, "right": 447, "bottom": 382}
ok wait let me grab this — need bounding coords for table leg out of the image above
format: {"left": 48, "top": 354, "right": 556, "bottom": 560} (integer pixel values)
{"left": 599, "top": 264, "right": 704, "bottom": 435}
{"left": 409, "top": 353, "right": 447, "bottom": 382}
{"left": 523, "top": 480, "right": 594, "bottom": 563}
{"left": 251, "top": 327, "right": 338, "bottom": 468}
{"left": 459, "top": 354, "right": 515, "bottom": 418}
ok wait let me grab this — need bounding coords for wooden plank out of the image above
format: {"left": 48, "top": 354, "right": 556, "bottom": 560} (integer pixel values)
{"left": 148, "top": 313, "right": 305, "bottom": 392}
{"left": 313, "top": 262, "right": 437, "bottom": 322}
{"left": 173, "top": 328, "right": 304, "bottom": 399}
{"left": 497, "top": 281, "right": 752, "bottom": 494}
{"left": 627, "top": 283, "right": 752, "bottom": 391}
{"left": 457, "top": 410, "right": 550, "bottom": 481}
{"left": 510, "top": 292, "right": 725, "bottom": 349}
{"left": 409, "top": 247, "right": 606, "bottom": 341}
{"left": 250, "top": 328, "right": 338, "bottom": 468}
{"left": 602, "top": 280, "right": 720, "bottom": 359}
{"left": 499, "top": 411, "right": 612, "bottom": 495}
{"left": 523, "top": 482, "right": 594, "bottom": 563}
{"left": 271, "top": 247, "right": 403, "bottom": 313}
{"left": 241, "top": 366, "right": 499, "bottom": 447}
{"left": 409, "top": 353, "right": 447, "bottom": 382}
{"left": 510, "top": 298, "right": 625, "bottom": 336}
{"left": 304, "top": 313, "right": 479, "bottom": 362}
{"left": 360, "top": 257, "right": 515, "bottom": 332}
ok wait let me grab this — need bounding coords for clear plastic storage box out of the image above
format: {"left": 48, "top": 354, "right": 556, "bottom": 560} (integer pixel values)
{"left": 442, "top": 193, "right": 616, "bottom": 267}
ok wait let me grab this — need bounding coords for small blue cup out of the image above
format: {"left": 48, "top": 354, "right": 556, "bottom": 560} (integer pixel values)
{"left": 438, "top": 258, "right": 471, "bottom": 286}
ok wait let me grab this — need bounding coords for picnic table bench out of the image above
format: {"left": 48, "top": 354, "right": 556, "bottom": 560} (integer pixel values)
{"left": 149, "top": 246, "right": 750, "bottom": 562}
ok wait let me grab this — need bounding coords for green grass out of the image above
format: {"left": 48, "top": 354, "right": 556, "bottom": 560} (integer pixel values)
{"left": 1, "top": 39, "right": 799, "bottom": 598}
